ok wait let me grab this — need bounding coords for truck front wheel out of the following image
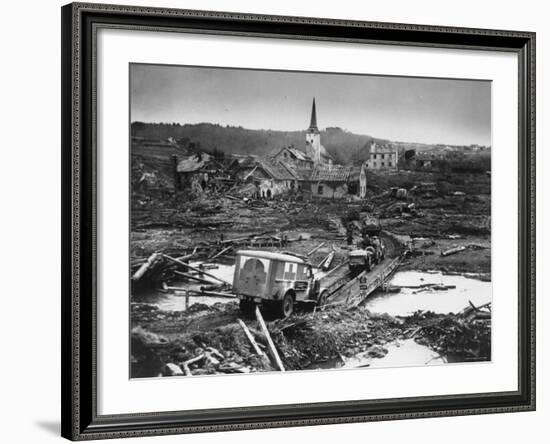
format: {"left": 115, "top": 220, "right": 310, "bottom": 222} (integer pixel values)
{"left": 276, "top": 292, "right": 294, "bottom": 318}
{"left": 317, "top": 291, "right": 328, "bottom": 308}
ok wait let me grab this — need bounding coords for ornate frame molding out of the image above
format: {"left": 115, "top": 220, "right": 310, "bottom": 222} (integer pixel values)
{"left": 61, "top": 2, "right": 535, "bottom": 440}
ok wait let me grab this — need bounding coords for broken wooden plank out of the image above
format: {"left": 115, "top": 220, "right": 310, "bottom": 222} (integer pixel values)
{"left": 180, "top": 353, "right": 206, "bottom": 376}
{"left": 307, "top": 242, "right": 326, "bottom": 256}
{"left": 190, "top": 290, "right": 236, "bottom": 299}
{"left": 255, "top": 306, "right": 285, "bottom": 372}
{"left": 162, "top": 283, "right": 234, "bottom": 298}
{"left": 237, "top": 319, "right": 264, "bottom": 356}
{"left": 175, "top": 246, "right": 198, "bottom": 262}
{"left": 173, "top": 270, "right": 217, "bottom": 285}
{"left": 441, "top": 245, "right": 468, "bottom": 257}
{"left": 208, "top": 245, "right": 232, "bottom": 260}
{"left": 320, "top": 251, "right": 335, "bottom": 271}
{"left": 162, "top": 254, "right": 231, "bottom": 285}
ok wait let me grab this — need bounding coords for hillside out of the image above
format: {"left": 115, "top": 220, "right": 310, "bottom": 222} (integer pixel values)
{"left": 131, "top": 122, "right": 391, "bottom": 165}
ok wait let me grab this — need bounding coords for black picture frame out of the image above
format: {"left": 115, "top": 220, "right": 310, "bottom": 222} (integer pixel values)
{"left": 61, "top": 2, "right": 536, "bottom": 440}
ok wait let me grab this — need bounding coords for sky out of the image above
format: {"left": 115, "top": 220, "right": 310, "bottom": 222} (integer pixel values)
{"left": 130, "top": 64, "right": 491, "bottom": 146}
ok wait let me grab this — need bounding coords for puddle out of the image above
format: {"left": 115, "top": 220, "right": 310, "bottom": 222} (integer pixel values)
{"left": 364, "top": 270, "right": 491, "bottom": 316}
{"left": 364, "top": 339, "right": 446, "bottom": 368}
{"left": 307, "top": 339, "right": 446, "bottom": 370}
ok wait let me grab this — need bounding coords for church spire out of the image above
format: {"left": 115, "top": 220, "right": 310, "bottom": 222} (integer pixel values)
{"left": 308, "top": 97, "right": 318, "bottom": 131}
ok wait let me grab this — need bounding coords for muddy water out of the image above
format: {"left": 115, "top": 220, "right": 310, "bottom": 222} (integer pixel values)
{"left": 352, "top": 339, "right": 447, "bottom": 368}
{"left": 139, "top": 263, "right": 236, "bottom": 311}
{"left": 308, "top": 339, "right": 446, "bottom": 371}
{"left": 310, "top": 271, "right": 490, "bottom": 370}
{"left": 364, "top": 270, "right": 492, "bottom": 316}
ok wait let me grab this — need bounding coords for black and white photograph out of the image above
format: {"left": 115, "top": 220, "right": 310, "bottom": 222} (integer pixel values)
{"left": 129, "top": 64, "right": 492, "bottom": 378}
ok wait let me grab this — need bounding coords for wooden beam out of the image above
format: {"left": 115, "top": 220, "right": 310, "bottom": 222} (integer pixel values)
{"left": 307, "top": 242, "right": 326, "bottom": 256}
{"left": 162, "top": 254, "right": 231, "bottom": 285}
{"left": 237, "top": 319, "right": 264, "bottom": 356}
{"left": 255, "top": 306, "right": 285, "bottom": 372}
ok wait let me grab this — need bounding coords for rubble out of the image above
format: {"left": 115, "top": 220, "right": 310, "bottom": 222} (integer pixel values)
{"left": 129, "top": 165, "right": 492, "bottom": 376}
{"left": 130, "top": 299, "right": 491, "bottom": 377}
{"left": 411, "top": 302, "right": 492, "bottom": 360}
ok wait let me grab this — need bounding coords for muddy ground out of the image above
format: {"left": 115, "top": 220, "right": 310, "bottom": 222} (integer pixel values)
{"left": 131, "top": 300, "right": 491, "bottom": 377}
{"left": 130, "top": 170, "right": 491, "bottom": 377}
{"left": 131, "top": 170, "right": 490, "bottom": 274}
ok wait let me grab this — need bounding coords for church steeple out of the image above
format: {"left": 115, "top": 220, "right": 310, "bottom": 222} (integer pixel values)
{"left": 305, "top": 97, "right": 322, "bottom": 164}
{"left": 308, "top": 97, "right": 318, "bottom": 132}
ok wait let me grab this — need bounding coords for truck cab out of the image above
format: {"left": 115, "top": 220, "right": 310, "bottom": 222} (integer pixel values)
{"left": 233, "top": 250, "right": 316, "bottom": 317}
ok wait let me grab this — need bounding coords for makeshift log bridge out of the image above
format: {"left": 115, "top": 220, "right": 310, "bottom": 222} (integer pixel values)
{"left": 326, "top": 255, "right": 404, "bottom": 308}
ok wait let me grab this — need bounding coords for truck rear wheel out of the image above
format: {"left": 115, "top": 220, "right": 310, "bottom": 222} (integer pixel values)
{"left": 276, "top": 292, "right": 294, "bottom": 318}
{"left": 239, "top": 299, "right": 255, "bottom": 314}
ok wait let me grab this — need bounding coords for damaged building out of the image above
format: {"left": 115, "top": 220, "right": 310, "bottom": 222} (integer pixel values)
{"left": 272, "top": 146, "right": 314, "bottom": 169}
{"left": 308, "top": 164, "right": 356, "bottom": 198}
{"left": 365, "top": 142, "right": 399, "bottom": 170}
{"left": 233, "top": 157, "right": 297, "bottom": 198}
{"left": 173, "top": 153, "right": 222, "bottom": 193}
{"left": 170, "top": 98, "right": 368, "bottom": 200}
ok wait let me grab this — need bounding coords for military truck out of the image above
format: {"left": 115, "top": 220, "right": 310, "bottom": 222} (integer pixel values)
{"left": 348, "top": 236, "right": 385, "bottom": 276}
{"left": 233, "top": 250, "right": 350, "bottom": 318}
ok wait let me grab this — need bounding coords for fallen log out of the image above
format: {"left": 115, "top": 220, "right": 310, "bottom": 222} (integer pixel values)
{"left": 191, "top": 290, "right": 236, "bottom": 299}
{"left": 180, "top": 353, "right": 206, "bottom": 376}
{"left": 208, "top": 245, "right": 232, "bottom": 260}
{"left": 175, "top": 247, "right": 198, "bottom": 262}
{"left": 132, "top": 252, "right": 162, "bottom": 281}
{"left": 173, "top": 270, "right": 216, "bottom": 285}
{"left": 255, "top": 307, "right": 285, "bottom": 372}
{"left": 307, "top": 242, "right": 326, "bottom": 256}
{"left": 162, "top": 283, "right": 233, "bottom": 299}
{"left": 162, "top": 254, "right": 231, "bottom": 285}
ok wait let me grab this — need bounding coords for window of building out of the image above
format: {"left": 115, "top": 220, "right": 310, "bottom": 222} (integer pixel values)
{"left": 318, "top": 185, "right": 324, "bottom": 195}
{"left": 381, "top": 162, "right": 385, "bottom": 167}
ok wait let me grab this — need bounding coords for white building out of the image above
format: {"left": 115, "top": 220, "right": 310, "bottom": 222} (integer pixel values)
{"left": 365, "top": 142, "right": 398, "bottom": 170}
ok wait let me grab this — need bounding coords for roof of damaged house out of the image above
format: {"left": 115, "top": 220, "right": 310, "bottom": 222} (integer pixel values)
{"left": 280, "top": 163, "right": 312, "bottom": 181}
{"left": 310, "top": 164, "right": 354, "bottom": 182}
{"left": 176, "top": 153, "right": 214, "bottom": 173}
{"left": 237, "top": 156, "right": 297, "bottom": 181}
{"left": 257, "top": 158, "right": 296, "bottom": 181}
{"left": 273, "top": 146, "right": 313, "bottom": 162}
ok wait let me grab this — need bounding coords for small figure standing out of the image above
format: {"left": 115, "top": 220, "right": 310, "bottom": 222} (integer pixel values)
{"left": 346, "top": 222, "right": 354, "bottom": 245}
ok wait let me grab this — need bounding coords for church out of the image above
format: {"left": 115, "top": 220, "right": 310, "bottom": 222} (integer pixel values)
{"left": 272, "top": 98, "right": 356, "bottom": 198}
{"left": 304, "top": 98, "right": 334, "bottom": 166}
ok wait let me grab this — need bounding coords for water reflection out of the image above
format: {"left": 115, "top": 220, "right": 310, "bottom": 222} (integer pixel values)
{"left": 364, "top": 271, "right": 492, "bottom": 316}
